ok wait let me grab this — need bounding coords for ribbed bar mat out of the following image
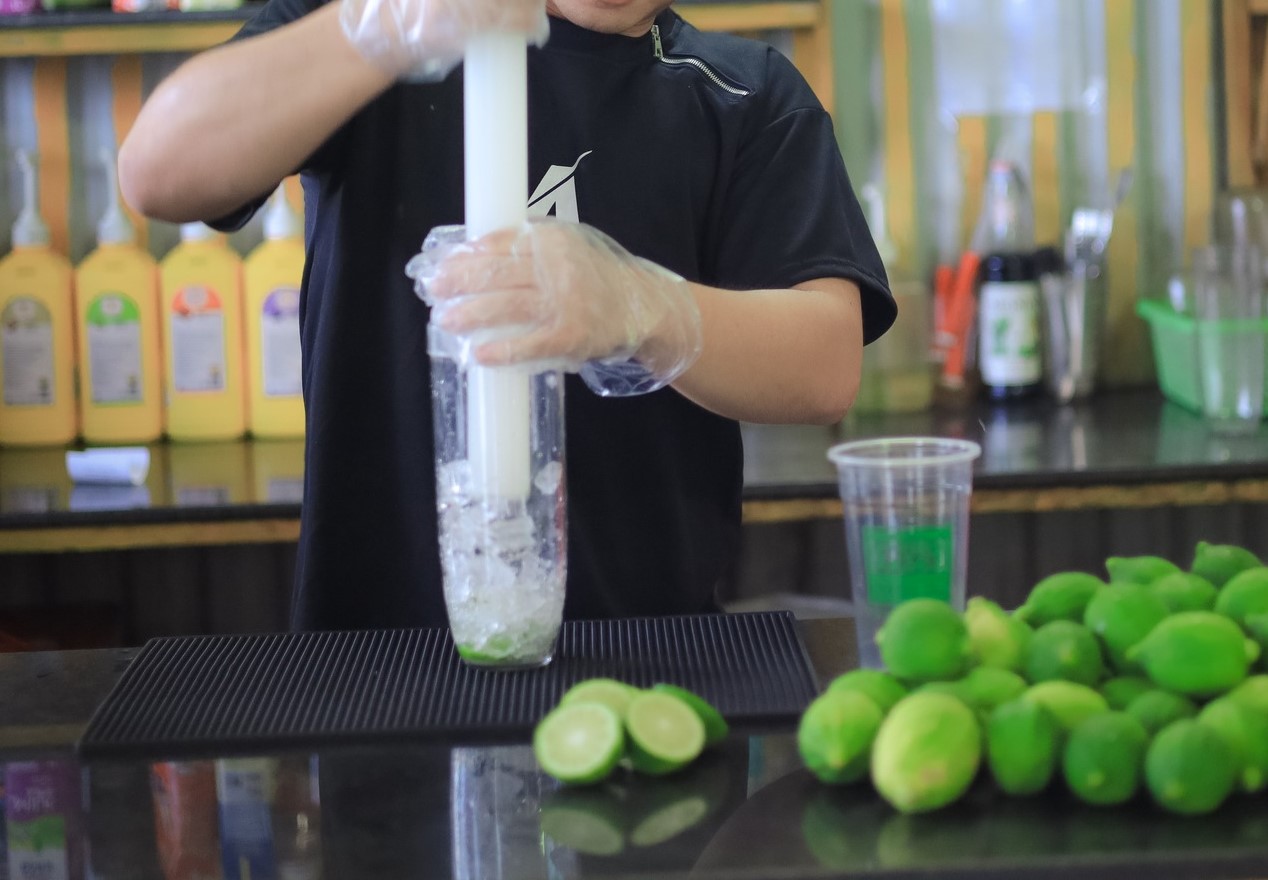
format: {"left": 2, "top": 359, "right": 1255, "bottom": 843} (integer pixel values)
{"left": 78, "top": 612, "right": 817, "bottom": 758}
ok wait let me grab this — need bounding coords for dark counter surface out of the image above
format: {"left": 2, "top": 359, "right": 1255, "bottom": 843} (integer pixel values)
{"left": 4, "top": 390, "right": 1268, "bottom": 532}
{"left": 4, "top": 619, "right": 1268, "bottom": 879}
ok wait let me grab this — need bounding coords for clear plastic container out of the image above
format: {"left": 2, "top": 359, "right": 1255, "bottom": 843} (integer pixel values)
{"left": 827, "top": 437, "right": 981, "bottom": 668}
{"left": 431, "top": 329, "right": 567, "bottom": 669}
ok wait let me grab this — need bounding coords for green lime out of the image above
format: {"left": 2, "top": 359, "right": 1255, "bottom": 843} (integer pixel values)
{"left": 827, "top": 669, "right": 909, "bottom": 713}
{"left": 1082, "top": 583, "right": 1168, "bottom": 673}
{"left": 562, "top": 678, "right": 641, "bottom": 719}
{"left": 1016, "top": 572, "right": 1107, "bottom": 626}
{"left": 1215, "top": 568, "right": 1268, "bottom": 628}
{"left": 625, "top": 691, "right": 706, "bottom": 776}
{"left": 1145, "top": 719, "right": 1239, "bottom": 815}
{"left": 1246, "top": 614, "right": 1268, "bottom": 663}
{"left": 1023, "top": 620, "right": 1105, "bottom": 687}
{"left": 534, "top": 702, "right": 626, "bottom": 785}
{"left": 1125, "top": 689, "right": 1198, "bottom": 735}
{"left": 1127, "top": 611, "right": 1261, "bottom": 698}
{"left": 959, "top": 666, "right": 1028, "bottom": 712}
{"left": 1099, "top": 675, "right": 1154, "bottom": 711}
{"left": 870, "top": 692, "right": 982, "bottom": 814}
{"left": 964, "top": 596, "right": 1033, "bottom": 673}
{"left": 1061, "top": 711, "right": 1149, "bottom": 806}
{"left": 986, "top": 698, "right": 1060, "bottom": 796}
{"left": 876, "top": 599, "right": 972, "bottom": 683}
{"left": 1192, "top": 541, "right": 1263, "bottom": 588}
{"left": 797, "top": 690, "right": 884, "bottom": 785}
{"left": 1198, "top": 697, "right": 1268, "bottom": 793}
{"left": 1021, "top": 680, "right": 1110, "bottom": 732}
{"left": 539, "top": 788, "right": 627, "bottom": 855}
{"left": 1105, "top": 555, "right": 1182, "bottom": 585}
{"left": 1228, "top": 674, "right": 1268, "bottom": 716}
{"left": 650, "top": 684, "right": 728, "bottom": 746}
{"left": 1149, "top": 572, "right": 1219, "bottom": 614}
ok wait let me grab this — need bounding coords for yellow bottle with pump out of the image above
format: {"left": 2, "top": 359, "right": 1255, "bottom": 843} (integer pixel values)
{"left": 160, "top": 222, "right": 246, "bottom": 440}
{"left": 74, "top": 149, "right": 162, "bottom": 444}
{"left": 243, "top": 185, "right": 306, "bottom": 439}
{"left": 0, "top": 150, "right": 76, "bottom": 446}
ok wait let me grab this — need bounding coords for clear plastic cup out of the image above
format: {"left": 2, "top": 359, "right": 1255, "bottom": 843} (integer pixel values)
{"left": 827, "top": 437, "right": 982, "bottom": 668}
{"left": 430, "top": 336, "right": 567, "bottom": 669}
{"left": 1192, "top": 245, "right": 1266, "bottom": 435}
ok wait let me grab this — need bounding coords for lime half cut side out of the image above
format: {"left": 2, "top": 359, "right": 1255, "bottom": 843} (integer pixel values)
{"left": 651, "top": 683, "right": 730, "bottom": 745}
{"left": 534, "top": 703, "right": 625, "bottom": 785}
{"left": 562, "top": 678, "right": 641, "bottom": 720}
{"left": 626, "top": 691, "right": 707, "bottom": 776}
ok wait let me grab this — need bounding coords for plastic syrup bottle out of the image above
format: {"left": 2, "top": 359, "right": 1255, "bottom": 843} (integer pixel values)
{"left": 243, "top": 185, "right": 305, "bottom": 439}
{"left": 0, "top": 149, "right": 77, "bottom": 446}
{"left": 160, "top": 221, "right": 246, "bottom": 440}
{"left": 74, "top": 149, "right": 162, "bottom": 444}
{"left": 975, "top": 159, "right": 1043, "bottom": 402}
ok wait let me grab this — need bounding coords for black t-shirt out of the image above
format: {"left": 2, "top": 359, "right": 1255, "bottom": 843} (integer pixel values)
{"left": 221, "top": 4, "right": 895, "bottom": 630}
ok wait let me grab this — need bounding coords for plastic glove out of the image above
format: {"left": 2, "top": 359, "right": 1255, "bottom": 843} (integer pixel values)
{"left": 406, "top": 221, "right": 703, "bottom": 396}
{"left": 339, "top": 0, "right": 549, "bottom": 81}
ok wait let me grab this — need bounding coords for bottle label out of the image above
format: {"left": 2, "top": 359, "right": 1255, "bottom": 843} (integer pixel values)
{"left": 978, "top": 280, "right": 1042, "bottom": 387}
{"left": 171, "top": 285, "right": 227, "bottom": 393}
{"left": 261, "top": 288, "right": 302, "bottom": 398}
{"left": 86, "top": 292, "right": 144, "bottom": 405}
{"left": 2, "top": 296, "right": 56, "bottom": 407}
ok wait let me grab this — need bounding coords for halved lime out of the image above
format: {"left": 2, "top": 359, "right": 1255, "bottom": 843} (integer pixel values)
{"left": 534, "top": 702, "right": 625, "bottom": 785}
{"left": 651, "top": 683, "right": 729, "bottom": 745}
{"left": 625, "top": 691, "right": 706, "bottom": 776}
{"left": 562, "top": 678, "right": 641, "bottom": 720}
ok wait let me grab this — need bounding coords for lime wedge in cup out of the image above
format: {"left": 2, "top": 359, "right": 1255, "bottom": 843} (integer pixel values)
{"left": 534, "top": 702, "right": 625, "bottom": 785}
{"left": 626, "top": 691, "right": 707, "bottom": 776}
{"left": 651, "top": 683, "right": 729, "bottom": 745}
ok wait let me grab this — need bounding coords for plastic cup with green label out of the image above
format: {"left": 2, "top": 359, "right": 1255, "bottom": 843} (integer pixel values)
{"left": 827, "top": 437, "right": 982, "bottom": 668}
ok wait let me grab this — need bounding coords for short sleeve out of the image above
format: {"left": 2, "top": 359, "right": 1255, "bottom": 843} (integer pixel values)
{"left": 707, "top": 103, "right": 896, "bottom": 345}
{"left": 209, "top": 0, "right": 337, "bottom": 232}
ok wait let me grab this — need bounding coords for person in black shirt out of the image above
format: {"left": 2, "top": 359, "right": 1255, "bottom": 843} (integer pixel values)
{"left": 119, "top": 0, "right": 895, "bottom": 630}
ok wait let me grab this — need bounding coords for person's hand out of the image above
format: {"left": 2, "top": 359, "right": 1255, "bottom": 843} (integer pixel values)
{"left": 407, "top": 221, "right": 703, "bottom": 396}
{"left": 339, "top": 0, "right": 549, "bottom": 81}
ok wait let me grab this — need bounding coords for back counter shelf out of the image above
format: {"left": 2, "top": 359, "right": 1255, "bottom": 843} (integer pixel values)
{"left": 3, "top": 388, "right": 1268, "bottom": 554}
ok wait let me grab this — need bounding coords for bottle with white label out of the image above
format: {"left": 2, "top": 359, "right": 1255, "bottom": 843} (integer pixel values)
{"left": 977, "top": 251, "right": 1043, "bottom": 401}
{"left": 160, "top": 221, "right": 246, "bottom": 440}
{"left": 74, "top": 149, "right": 162, "bottom": 444}
{"left": 243, "top": 184, "right": 305, "bottom": 439}
{"left": 0, "top": 150, "right": 77, "bottom": 446}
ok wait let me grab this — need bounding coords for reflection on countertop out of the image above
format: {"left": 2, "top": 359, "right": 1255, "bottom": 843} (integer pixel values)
{"left": 2, "top": 390, "right": 1267, "bottom": 527}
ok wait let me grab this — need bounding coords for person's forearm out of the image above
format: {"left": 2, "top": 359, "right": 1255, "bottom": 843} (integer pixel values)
{"left": 672, "top": 279, "right": 864, "bottom": 426}
{"left": 120, "top": 3, "right": 392, "bottom": 223}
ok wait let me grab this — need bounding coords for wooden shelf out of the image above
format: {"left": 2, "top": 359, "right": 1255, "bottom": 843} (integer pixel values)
{"left": 0, "top": 2, "right": 823, "bottom": 58}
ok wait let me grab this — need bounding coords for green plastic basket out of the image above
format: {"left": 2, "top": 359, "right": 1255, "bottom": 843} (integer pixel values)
{"left": 1136, "top": 299, "right": 1268, "bottom": 414}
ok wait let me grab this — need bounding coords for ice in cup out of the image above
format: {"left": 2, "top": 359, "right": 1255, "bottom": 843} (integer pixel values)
{"left": 827, "top": 437, "right": 982, "bottom": 668}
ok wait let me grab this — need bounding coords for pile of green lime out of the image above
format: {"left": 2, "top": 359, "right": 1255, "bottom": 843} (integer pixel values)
{"left": 797, "top": 541, "right": 1268, "bottom": 818}
{"left": 533, "top": 678, "right": 728, "bottom": 786}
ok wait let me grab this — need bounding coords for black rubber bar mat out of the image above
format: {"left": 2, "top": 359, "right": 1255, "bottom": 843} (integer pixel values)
{"left": 78, "top": 612, "right": 818, "bottom": 759}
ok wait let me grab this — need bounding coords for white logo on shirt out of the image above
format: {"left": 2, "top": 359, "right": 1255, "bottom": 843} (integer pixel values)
{"left": 527, "top": 151, "right": 593, "bottom": 222}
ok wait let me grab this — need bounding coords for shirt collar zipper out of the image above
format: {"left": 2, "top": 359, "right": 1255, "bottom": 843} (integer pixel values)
{"left": 650, "top": 24, "right": 751, "bottom": 97}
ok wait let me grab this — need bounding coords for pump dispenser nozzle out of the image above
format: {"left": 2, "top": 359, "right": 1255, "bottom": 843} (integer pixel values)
{"left": 262, "top": 183, "right": 302, "bottom": 241}
{"left": 12, "top": 149, "right": 50, "bottom": 249}
{"left": 96, "top": 147, "right": 135, "bottom": 247}
{"left": 860, "top": 183, "right": 898, "bottom": 267}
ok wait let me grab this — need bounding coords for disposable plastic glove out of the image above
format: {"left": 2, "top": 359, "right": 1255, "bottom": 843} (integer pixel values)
{"left": 339, "top": 0, "right": 549, "bottom": 81}
{"left": 406, "top": 221, "right": 703, "bottom": 396}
